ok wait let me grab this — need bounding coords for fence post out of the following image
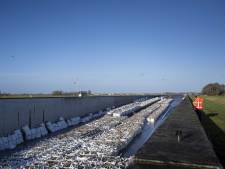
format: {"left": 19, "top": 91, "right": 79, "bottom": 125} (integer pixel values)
{"left": 29, "top": 110, "right": 31, "bottom": 128}
{"left": 17, "top": 112, "right": 20, "bottom": 128}
{"left": 43, "top": 110, "right": 45, "bottom": 123}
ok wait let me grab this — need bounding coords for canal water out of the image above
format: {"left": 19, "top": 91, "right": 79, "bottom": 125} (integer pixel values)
{"left": 122, "top": 96, "right": 183, "bottom": 157}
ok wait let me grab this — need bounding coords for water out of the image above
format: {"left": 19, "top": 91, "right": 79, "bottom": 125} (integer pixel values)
{"left": 122, "top": 96, "right": 182, "bottom": 157}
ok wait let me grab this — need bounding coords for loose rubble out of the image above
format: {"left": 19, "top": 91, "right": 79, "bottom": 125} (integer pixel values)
{"left": 0, "top": 97, "right": 172, "bottom": 169}
{"left": 110, "top": 97, "right": 160, "bottom": 117}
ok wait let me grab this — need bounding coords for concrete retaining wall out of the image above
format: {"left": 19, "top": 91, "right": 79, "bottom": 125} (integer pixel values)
{"left": 0, "top": 96, "right": 142, "bottom": 136}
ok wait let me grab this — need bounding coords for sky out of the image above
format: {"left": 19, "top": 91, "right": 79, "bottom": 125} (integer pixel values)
{"left": 0, "top": 0, "right": 225, "bottom": 93}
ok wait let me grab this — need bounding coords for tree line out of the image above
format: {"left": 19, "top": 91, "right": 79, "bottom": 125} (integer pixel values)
{"left": 0, "top": 90, "right": 92, "bottom": 97}
{"left": 52, "top": 90, "right": 92, "bottom": 96}
{"left": 202, "top": 83, "right": 225, "bottom": 96}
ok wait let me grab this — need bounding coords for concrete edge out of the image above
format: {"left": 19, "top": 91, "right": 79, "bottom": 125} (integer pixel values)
{"left": 133, "top": 158, "right": 222, "bottom": 169}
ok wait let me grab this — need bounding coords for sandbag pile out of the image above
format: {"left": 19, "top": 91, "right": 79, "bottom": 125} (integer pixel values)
{"left": 0, "top": 110, "right": 107, "bottom": 152}
{"left": 46, "top": 117, "right": 68, "bottom": 133}
{"left": 0, "top": 100, "right": 169, "bottom": 168}
{"left": 138, "top": 97, "right": 160, "bottom": 107}
{"left": 0, "top": 113, "right": 127, "bottom": 168}
{"left": 91, "top": 102, "right": 162, "bottom": 156}
{"left": 112, "top": 97, "right": 160, "bottom": 117}
{"left": 108, "top": 102, "right": 136, "bottom": 116}
{"left": 147, "top": 98, "right": 173, "bottom": 124}
{"left": 67, "top": 116, "right": 81, "bottom": 126}
{"left": 22, "top": 123, "right": 48, "bottom": 140}
{"left": 0, "top": 97, "right": 168, "bottom": 158}
{"left": 80, "top": 110, "right": 105, "bottom": 123}
{"left": 0, "top": 129, "right": 23, "bottom": 151}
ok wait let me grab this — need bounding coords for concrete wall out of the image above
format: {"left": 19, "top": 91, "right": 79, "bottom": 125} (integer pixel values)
{"left": 0, "top": 96, "right": 141, "bottom": 136}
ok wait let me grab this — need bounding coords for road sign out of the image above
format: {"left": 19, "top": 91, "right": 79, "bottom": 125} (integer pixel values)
{"left": 193, "top": 96, "right": 204, "bottom": 110}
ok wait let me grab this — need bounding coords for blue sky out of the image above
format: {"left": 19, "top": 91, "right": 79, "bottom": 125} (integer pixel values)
{"left": 0, "top": 0, "right": 225, "bottom": 93}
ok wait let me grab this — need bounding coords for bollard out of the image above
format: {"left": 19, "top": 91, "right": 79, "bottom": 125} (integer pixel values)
{"left": 176, "top": 130, "right": 182, "bottom": 143}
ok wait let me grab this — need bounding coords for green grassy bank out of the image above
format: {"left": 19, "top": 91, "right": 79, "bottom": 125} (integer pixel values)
{"left": 190, "top": 95, "right": 225, "bottom": 166}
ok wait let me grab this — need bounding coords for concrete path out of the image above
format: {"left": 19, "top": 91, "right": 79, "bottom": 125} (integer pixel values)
{"left": 130, "top": 97, "right": 223, "bottom": 169}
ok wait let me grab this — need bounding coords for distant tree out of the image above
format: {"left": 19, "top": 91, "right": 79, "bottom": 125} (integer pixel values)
{"left": 221, "top": 84, "right": 225, "bottom": 95}
{"left": 0, "top": 91, "right": 11, "bottom": 96}
{"left": 52, "top": 90, "right": 63, "bottom": 96}
{"left": 202, "top": 83, "right": 225, "bottom": 95}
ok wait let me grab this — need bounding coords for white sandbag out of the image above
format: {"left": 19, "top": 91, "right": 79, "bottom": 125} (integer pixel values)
{"left": 40, "top": 126, "right": 47, "bottom": 136}
{"left": 59, "top": 117, "right": 64, "bottom": 121}
{"left": 14, "top": 129, "right": 23, "bottom": 144}
{"left": 22, "top": 125, "right": 30, "bottom": 133}
{"left": 1, "top": 137, "right": 8, "bottom": 150}
{"left": 61, "top": 120, "right": 68, "bottom": 128}
{"left": 46, "top": 117, "right": 68, "bottom": 133}
{"left": 30, "top": 129, "right": 36, "bottom": 140}
{"left": 9, "top": 134, "right": 16, "bottom": 147}
{"left": 8, "top": 139, "right": 16, "bottom": 150}
{"left": 0, "top": 129, "right": 24, "bottom": 151}
{"left": 67, "top": 116, "right": 81, "bottom": 126}
{"left": 22, "top": 124, "right": 48, "bottom": 141}
{"left": 4, "top": 140, "right": 9, "bottom": 150}
{"left": 36, "top": 128, "right": 41, "bottom": 138}
{"left": 40, "top": 123, "right": 48, "bottom": 136}
{"left": 22, "top": 126, "right": 32, "bottom": 140}
{"left": 46, "top": 122, "right": 54, "bottom": 132}
{"left": 67, "top": 119, "right": 72, "bottom": 126}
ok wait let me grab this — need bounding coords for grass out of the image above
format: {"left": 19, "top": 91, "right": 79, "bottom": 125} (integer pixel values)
{"left": 202, "top": 96, "right": 225, "bottom": 133}
{"left": 190, "top": 95, "right": 225, "bottom": 166}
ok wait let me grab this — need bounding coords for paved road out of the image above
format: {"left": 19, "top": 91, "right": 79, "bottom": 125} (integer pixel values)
{"left": 130, "top": 97, "right": 222, "bottom": 169}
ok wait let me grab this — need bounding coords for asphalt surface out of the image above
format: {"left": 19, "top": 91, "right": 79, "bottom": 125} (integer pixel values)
{"left": 130, "top": 97, "right": 223, "bottom": 169}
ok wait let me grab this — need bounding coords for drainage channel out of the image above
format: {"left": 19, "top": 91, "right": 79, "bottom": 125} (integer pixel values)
{"left": 122, "top": 96, "right": 182, "bottom": 157}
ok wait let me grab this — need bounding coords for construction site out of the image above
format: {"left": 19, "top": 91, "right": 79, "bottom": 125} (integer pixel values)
{"left": 1, "top": 0, "right": 225, "bottom": 168}
{"left": 0, "top": 95, "right": 222, "bottom": 169}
